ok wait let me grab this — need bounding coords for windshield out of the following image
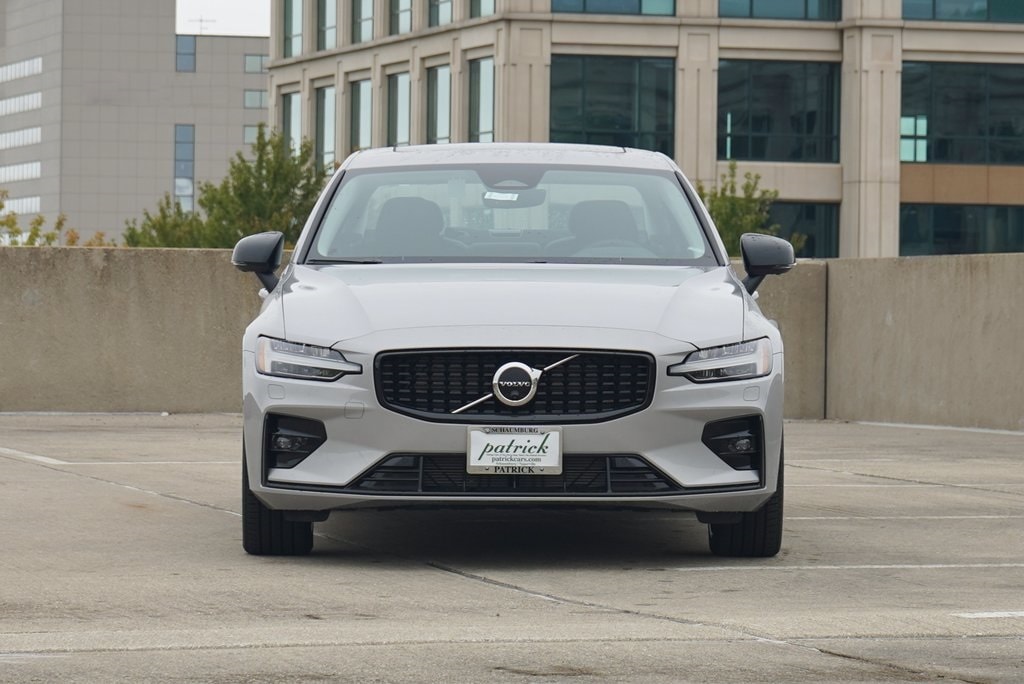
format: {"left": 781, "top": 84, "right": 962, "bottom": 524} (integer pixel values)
{"left": 307, "top": 165, "right": 716, "bottom": 265}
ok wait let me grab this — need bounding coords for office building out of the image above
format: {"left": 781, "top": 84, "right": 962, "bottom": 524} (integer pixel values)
{"left": 0, "top": 0, "right": 269, "bottom": 239}
{"left": 267, "top": 0, "right": 1024, "bottom": 257}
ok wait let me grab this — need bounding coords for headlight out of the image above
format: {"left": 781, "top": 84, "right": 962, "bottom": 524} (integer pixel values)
{"left": 668, "top": 338, "right": 772, "bottom": 383}
{"left": 255, "top": 337, "right": 362, "bottom": 381}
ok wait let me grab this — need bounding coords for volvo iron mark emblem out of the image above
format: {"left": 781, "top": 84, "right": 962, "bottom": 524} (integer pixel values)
{"left": 492, "top": 362, "right": 541, "bottom": 407}
{"left": 450, "top": 354, "right": 580, "bottom": 414}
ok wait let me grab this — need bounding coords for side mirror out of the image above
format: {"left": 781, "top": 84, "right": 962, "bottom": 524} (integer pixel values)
{"left": 740, "top": 233, "right": 795, "bottom": 295}
{"left": 232, "top": 231, "right": 284, "bottom": 292}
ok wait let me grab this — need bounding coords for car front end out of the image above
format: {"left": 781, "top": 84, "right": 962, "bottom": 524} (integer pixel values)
{"left": 232, "top": 144, "right": 794, "bottom": 557}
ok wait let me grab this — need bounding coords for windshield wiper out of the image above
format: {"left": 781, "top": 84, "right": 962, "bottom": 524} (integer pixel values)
{"left": 306, "top": 258, "right": 383, "bottom": 264}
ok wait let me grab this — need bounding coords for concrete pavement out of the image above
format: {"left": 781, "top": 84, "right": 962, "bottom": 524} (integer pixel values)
{"left": 0, "top": 415, "right": 1022, "bottom": 682}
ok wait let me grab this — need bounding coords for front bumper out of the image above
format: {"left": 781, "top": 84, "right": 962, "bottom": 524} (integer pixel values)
{"left": 242, "top": 332, "right": 784, "bottom": 514}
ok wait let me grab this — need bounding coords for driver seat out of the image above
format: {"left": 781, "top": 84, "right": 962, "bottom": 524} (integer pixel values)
{"left": 548, "top": 199, "right": 638, "bottom": 255}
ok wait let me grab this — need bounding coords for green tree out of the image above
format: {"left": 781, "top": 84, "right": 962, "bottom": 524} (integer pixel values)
{"left": 122, "top": 193, "right": 207, "bottom": 247}
{"left": 124, "top": 125, "right": 327, "bottom": 248}
{"left": 696, "top": 161, "right": 802, "bottom": 256}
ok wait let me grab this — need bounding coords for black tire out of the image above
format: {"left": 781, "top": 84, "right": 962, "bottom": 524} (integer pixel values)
{"left": 242, "top": 452, "right": 313, "bottom": 556}
{"left": 707, "top": 444, "right": 783, "bottom": 558}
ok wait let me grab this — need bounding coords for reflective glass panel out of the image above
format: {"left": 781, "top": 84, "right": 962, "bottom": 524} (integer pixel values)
{"left": 316, "top": 86, "right": 336, "bottom": 170}
{"left": 387, "top": 73, "right": 410, "bottom": 146}
{"left": 550, "top": 55, "right": 674, "bottom": 156}
{"left": 469, "top": 58, "right": 495, "bottom": 143}
{"left": 427, "top": 66, "right": 451, "bottom": 144}
{"left": 901, "top": 204, "right": 1024, "bottom": 255}
{"left": 717, "top": 59, "right": 840, "bottom": 162}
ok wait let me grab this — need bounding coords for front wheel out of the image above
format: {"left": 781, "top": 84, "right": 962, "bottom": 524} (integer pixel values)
{"left": 242, "top": 451, "right": 313, "bottom": 556}
{"left": 707, "top": 446, "right": 783, "bottom": 558}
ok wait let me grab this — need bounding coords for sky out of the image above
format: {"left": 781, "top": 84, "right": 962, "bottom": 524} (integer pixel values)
{"left": 176, "top": 0, "right": 270, "bottom": 36}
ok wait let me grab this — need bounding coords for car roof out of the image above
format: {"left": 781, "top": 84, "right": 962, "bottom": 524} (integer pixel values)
{"left": 342, "top": 143, "right": 678, "bottom": 172}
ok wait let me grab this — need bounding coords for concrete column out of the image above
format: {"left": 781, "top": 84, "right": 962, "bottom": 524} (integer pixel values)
{"left": 839, "top": 26, "right": 902, "bottom": 257}
{"left": 505, "top": 0, "right": 550, "bottom": 12}
{"left": 843, "top": 0, "right": 903, "bottom": 21}
{"left": 449, "top": 35, "right": 466, "bottom": 142}
{"left": 373, "top": 0, "right": 390, "bottom": 39}
{"left": 372, "top": 55, "right": 386, "bottom": 147}
{"left": 337, "top": 0, "right": 351, "bottom": 47}
{"left": 500, "top": 22, "right": 549, "bottom": 142}
{"left": 680, "top": 0, "right": 717, "bottom": 18}
{"left": 409, "top": 44, "right": 424, "bottom": 144}
{"left": 676, "top": 29, "right": 719, "bottom": 184}
{"left": 412, "top": 0, "right": 428, "bottom": 32}
{"left": 270, "top": 0, "right": 284, "bottom": 59}
{"left": 303, "top": 0, "right": 316, "bottom": 54}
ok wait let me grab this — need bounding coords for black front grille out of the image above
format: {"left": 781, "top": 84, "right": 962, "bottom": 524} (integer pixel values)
{"left": 375, "top": 349, "right": 654, "bottom": 423}
{"left": 350, "top": 454, "right": 681, "bottom": 495}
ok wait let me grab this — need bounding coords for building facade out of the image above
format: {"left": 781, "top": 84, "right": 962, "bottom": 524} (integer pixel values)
{"left": 0, "top": 0, "right": 269, "bottom": 239}
{"left": 266, "top": 0, "right": 1024, "bottom": 258}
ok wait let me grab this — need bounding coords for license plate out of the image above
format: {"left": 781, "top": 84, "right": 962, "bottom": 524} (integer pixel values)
{"left": 467, "top": 426, "right": 562, "bottom": 475}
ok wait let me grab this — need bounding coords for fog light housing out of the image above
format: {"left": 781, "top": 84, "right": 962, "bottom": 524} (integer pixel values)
{"left": 702, "top": 415, "right": 763, "bottom": 472}
{"left": 264, "top": 415, "right": 327, "bottom": 469}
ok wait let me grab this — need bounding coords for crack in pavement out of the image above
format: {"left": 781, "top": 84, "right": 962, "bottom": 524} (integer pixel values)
{"left": 0, "top": 453, "right": 241, "bottom": 518}
{"left": 5, "top": 451, "right": 1014, "bottom": 683}
{"left": 315, "top": 530, "right": 989, "bottom": 684}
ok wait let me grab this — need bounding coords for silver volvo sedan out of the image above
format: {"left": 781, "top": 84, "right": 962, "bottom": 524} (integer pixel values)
{"left": 232, "top": 143, "right": 795, "bottom": 558}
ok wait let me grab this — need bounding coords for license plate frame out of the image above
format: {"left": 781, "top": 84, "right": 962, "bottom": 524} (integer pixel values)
{"left": 466, "top": 426, "right": 562, "bottom": 475}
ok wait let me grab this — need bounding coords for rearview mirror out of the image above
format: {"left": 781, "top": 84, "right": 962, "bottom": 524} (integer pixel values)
{"left": 739, "top": 233, "right": 795, "bottom": 294}
{"left": 232, "top": 231, "right": 284, "bottom": 292}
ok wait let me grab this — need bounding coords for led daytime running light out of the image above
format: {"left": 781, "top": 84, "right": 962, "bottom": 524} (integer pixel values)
{"left": 669, "top": 338, "right": 772, "bottom": 383}
{"left": 256, "top": 337, "right": 362, "bottom": 381}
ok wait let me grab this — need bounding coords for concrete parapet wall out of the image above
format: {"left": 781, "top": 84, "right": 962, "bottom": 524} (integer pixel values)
{"left": 2, "top": 248, "right": 1020, "bottom": 430}
{"left": 753, "top": 260, "right": 827, "bottom": 421}
{"left": 827, "top": 254, "right": 1024, "bottom": 431}
{"left": 0, "top": 248, "right": 260, "bottom": 413}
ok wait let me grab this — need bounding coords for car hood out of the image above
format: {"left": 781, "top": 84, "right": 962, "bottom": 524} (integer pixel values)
{"left": 278, "top": 263, "right": 746, "bottom": 348}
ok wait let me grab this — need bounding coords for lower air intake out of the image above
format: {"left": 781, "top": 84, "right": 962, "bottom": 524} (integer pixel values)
{"left": 351, "top": 454, "right": 681, "bottom": 495}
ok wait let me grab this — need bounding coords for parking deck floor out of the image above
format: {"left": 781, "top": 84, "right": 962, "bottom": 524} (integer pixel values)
{"left": 1, "top": 414, "right": 1022, "bottom": 682}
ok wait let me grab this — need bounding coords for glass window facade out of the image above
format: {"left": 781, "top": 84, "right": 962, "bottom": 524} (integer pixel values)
{"left": 350, "top": 79, "right": 373, "bottom": 152}
{"left": 390, "top": 0, "right": 412, "bottom": 34}
{"left": 901, "top": 62, "right": 1024, "bottom": 164}
{"left": 353, "top": 0, "right": 374, "bottom": 42}
{"left": 471, "top": 0, "right": 495, "bottom": 17}
{"left": 318, "top": 0, "right": 337, "bottom": 50}
{"left": 718, "top": 60, "right": 840, "bottom": 163}
{"left": 720, "top": 0, "right": 840, "bottom": 19}
{"left": 174, "top": 124, "right": 195, "bottom": 211}
{"left": 176, "top": 35, "right": 196, "bottom": 72}
{"left": 904, "top": 0, "right": 1024, "bottom": 22}
{"left": 316, "top": 86, "right": 336, "bottom": 170}
{"left": 244, "top": 125, "right": 260, "bottom": 145}
{"left": 244, "top": 54, "right": 269, "bottom": 73}
{"left": 244, "top": 89, "right": 269, "bottom": 109}
{"left": 550, "top": 55, "right": 674, "bottom": 156}
{"left": 282, "top": 92, "right": 302, "bottom": 156}
{"left": 430, "top": 0, "right": 453, "bottom": 25}
{"left": 551, "top": 0, "right": 674, "bottom": 15}
{"left": 284, "top": 0, "right": 302, "bottom": 57}
{"left": 768, "top": 202, "right": 839, "bottom": 258}
{"left": 387, "top": 73, "right": 411, "bottom": 146}
{"left": 427, "top": 65, "right": 452, "bottom": 144}
{"left": 900, "top": 204, "right": 1024, "bottom": 255}
{"left": 469, "top": 58, "right": 495, "bottom": 143}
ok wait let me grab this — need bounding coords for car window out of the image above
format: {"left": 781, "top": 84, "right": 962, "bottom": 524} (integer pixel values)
{"left": 310, "top": 165, "right": 715, "bottom": 264}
